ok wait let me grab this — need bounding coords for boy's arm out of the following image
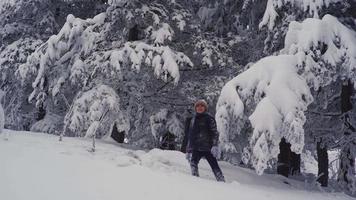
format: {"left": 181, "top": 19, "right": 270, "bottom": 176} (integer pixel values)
{"left": 208, "top": 116, "right": 219, "bottom": 147}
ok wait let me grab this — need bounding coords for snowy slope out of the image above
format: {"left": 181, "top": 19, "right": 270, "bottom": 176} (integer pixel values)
{"left": 0, "top": 130, "right": 353, "bottom": 200}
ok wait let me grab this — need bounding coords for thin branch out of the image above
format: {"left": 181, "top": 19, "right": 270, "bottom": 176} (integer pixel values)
{"left": 306, "top": 110, "right": 341, "bottom": 117}
{"left": 61, "top": 94, "right": 71, "bottom": 109}
{"left": 151, "top": 99, "right": 191, "bottom": 107}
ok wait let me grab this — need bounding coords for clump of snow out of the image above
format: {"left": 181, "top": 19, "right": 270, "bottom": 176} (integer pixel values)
{"left": 69, "top": 58, "right": 85, "bottom": 85}
{"left": 202, "top": 48, "right": 213, "bottom": 68}
{"left": 259, "top": 0, "right": 279, "bottom": 30}
{"left": 150, "top": 109, "right": 184, "bottom": 144}
{"left": 30, "top": 112, "right": 63, "bottom": 135}
{"left": 172, "top": 13, "right": 186, "bottom": 31}
{"left": 151, "top": 23, "right": 174, "bottom": 45}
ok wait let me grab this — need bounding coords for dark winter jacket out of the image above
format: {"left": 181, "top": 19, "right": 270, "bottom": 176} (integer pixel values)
{"left": 181, "top": 112, "right": 219, "bottom": 153}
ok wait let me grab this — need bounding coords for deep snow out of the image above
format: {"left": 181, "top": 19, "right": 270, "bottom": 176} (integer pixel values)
{"left": 0, "top": 129, "right": 353, "bottom": 200}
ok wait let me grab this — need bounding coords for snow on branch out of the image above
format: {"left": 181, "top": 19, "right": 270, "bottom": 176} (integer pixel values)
{"left": 17, "top": 10, "right": 193, "bottom": 109}
{"left": 283, "top": 14, "right": 356, "bottom": 89}
{"left": 259, "top": 0, "right": 341, "bottom": 30}
{"left": 109, "top": 42, "right": 193, "bottom": 85}
{"left": 150, "top": 23, "right": 174, "bottom": 45}
{"left": 16, "top": 13, "right": 106, "bottom": 106}
{"left": 150, "top": 108, "right": 183, "bottom": 143}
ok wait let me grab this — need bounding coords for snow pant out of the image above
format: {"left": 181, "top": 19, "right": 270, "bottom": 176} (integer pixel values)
{"left": 190, "top": 150, "right": 225, "bottom": 182}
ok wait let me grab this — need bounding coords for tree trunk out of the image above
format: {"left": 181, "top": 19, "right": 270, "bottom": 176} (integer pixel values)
{"left": 36, "top": 104, "right": 46, "bottom": 121}
{"left": 277, "top": 138, "right": 291, "bottom": 177}
{"left": 290, "top": 152, "right": 301, "bottom": 176}
{"left": 338, "top": 144, "right": 355, "bottom": 189}
{"left": 317, "top": 139, "right": 328, "bottom": 187}
{"left": 338, "top": 79, "right": 355, "bottom": 191}
{"left": 128, "top": 25, "right": 139, "bottom": 41}
{"left": 111, "top": 123, "right": 125, "bottom": 143}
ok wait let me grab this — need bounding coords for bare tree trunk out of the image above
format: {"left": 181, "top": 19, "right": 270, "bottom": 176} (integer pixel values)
{"left": 317, "top": 139, "right": 328, "bottom": 187}
{"left": 111, "top": 123, "right": 125, "bottom": 143}
{"left": 277, "top": 138, "right": 291, "bottom": 177}
{"left": 36, "top": 104, "right": 46, "bottom": 121}
{"left": 290, "top": 152, "right": 301, "bottom": 176}
{"left": 338, "top": 143, "right": 355, "bottom": 188}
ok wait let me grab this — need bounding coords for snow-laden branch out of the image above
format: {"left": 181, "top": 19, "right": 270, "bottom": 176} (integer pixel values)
{"left": 17, "top": 11, "right": 193, "bottom": 109}
{"left": 259, "top": 0, "right": 341, "bottom": 30}
{"left": 284, "top": 14, "right": 356, "bottom": 89}
{"left": 109, "top": 42, "right": 193, "bottom": 85}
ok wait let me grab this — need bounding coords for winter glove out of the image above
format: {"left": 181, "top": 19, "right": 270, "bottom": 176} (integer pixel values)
{"left": 186, "top": 153, "right": 192, "bottom": 162}
{"left": 211, "top": 146, "right": 220, "bottom": 159}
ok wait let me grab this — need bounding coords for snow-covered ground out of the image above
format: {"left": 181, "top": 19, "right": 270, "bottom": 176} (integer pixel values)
{"left": 0, "top": 130, "right": 353, "bottom": 200}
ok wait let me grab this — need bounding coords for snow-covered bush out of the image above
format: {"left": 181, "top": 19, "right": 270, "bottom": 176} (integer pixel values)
{"left": 30, "top": 112, "right": 63, "bottom": 134}
{"left": 65, "top": 84, "right": 125, "bottom": 138}
{"left": 150, "top": 109, "right": 184, "bottom": 146}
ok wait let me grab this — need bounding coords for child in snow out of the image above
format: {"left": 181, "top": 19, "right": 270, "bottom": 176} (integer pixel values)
{"left": 182, "top": 99, "right": 225, "bottom": 182}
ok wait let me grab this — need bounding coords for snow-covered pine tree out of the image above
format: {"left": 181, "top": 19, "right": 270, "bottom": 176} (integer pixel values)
{"left": 17, "top": 0, "right": 200, "bottom": 147}
{"left": 0, "top": 0, "right": 57, "bottom": 130}
{"left": 0, "top": 0, "right": 106, "bottom": 131}
{"left": 216, "top": 15, "right": 356, "bottom": 193}
{"left": 284, "top": 14, "right": 356, "bottom": 191}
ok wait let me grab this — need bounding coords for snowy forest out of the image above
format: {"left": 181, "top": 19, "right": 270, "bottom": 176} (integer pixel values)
{"left": 0, "top": 0, "right": 356, "bottom": 198}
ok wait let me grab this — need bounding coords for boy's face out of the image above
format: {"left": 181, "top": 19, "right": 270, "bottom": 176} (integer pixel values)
{"left": 195, "top": 104, "right": 206, "bottom": 113}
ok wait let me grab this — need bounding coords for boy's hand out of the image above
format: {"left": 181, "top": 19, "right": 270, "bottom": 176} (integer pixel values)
{"left": 211, "top": 146, "right": 220, "bottom": 159}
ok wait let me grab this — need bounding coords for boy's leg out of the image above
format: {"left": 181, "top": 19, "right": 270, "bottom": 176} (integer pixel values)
{"left": 204, "top": 152, "right": 225, "bottom": 182}
{"left": 190, "top": 151, "right": 203, "bottom": 177}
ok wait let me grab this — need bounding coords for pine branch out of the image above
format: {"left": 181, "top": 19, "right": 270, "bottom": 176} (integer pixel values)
{"left": 306, "top": 110, "right": 341, "bottom": 117}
